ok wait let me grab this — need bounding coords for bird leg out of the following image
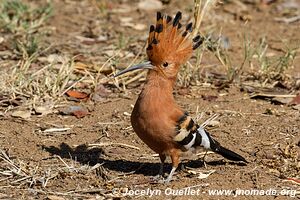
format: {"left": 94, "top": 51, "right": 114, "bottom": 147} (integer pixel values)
{"left": 165, "top": 149, "right": 180, "bottom": 183}
{"left": 158, "top": 154, "right": 166, "bottom": 176}
{"left": 165, "top": 166, "right": 177, "bottom": 183}
{"left": 151, "top": 154, "right": 166, "bottom": 182}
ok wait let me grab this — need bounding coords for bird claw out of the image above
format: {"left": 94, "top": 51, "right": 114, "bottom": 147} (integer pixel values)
{"left": 164, "top": 177, "right": 172, "bottom": 184}
{"left": 150, "top": 175, "right": 164, "bottom": 183}
{"left": 150, "top": 174, "right": 173, "bottom": 184}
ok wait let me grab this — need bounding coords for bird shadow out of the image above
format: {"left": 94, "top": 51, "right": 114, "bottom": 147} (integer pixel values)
{"left": 41, "top": 142, "right": 246, "bottom": 177}
{"left": 41, "top": 142, "right": 162, "bottom": 176}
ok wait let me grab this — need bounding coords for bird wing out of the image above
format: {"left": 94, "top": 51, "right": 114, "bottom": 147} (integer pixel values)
{"left": 174, "top": 112, "right": 202, "bottom": 150}
{"left": 174, "top": 112, "right": 247, "bottom": 162}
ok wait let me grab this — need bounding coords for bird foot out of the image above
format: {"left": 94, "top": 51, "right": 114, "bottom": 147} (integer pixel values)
{"left": 150, "top": 174, "right": 175, "bottom": 184}
{"left": 150, "top": 174, "right": 164, "bottom": 183}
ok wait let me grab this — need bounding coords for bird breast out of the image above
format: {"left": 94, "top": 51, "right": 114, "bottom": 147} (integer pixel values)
{"left": 130, "top": 88, "right": 182, "bottom": 154}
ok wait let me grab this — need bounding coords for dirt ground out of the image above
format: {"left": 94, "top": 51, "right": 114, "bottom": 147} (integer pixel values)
{"left": 0, "top": 0, "right": 299, "bottom": 199}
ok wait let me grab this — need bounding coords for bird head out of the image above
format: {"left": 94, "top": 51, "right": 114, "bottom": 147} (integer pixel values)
{"left": 114, "top": 11, "right": 203, "bottom": 81}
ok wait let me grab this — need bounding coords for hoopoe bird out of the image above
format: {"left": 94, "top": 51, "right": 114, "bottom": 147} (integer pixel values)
{"left": 114, "top": 11, "right": 247, "bottom": 182}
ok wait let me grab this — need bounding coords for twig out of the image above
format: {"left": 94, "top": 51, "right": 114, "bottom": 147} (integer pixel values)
{"left": 275, "top": 15, "right": 300, "bottom": 24}
{"left": 54, "top": 155, "right": 72, "bottom": 169}
{"left": 250, "top": 93, "right": 296, "bottom": 99}
{"left": 73, "top": 143, "right": 140, "bottom": 150}
{"left": 42, "top": 127, "right": 71, "bottom": 133}
{"left": 196, "top": 151, "right": 214, "bottom": 156}
{"left": 201, "top": 113, "right": 219, "bottom": 127}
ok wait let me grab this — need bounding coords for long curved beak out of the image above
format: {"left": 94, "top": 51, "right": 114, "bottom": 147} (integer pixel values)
{"left": 113, "top": 61, "right": 154, "bottom": 77}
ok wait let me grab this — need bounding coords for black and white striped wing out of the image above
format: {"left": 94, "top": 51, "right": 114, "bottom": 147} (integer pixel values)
{"left": 174, "top": 112, "right": 247, "bottom": 162}
{"left": 174, "top": 113, "right": 212, "bottom": 151}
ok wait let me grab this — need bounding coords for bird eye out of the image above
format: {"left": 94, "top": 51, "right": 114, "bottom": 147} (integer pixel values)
{"left": 163, "top": 62, "right": 169, "bottom": 67}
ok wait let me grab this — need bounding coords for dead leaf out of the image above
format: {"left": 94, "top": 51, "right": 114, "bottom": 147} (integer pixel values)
{"left": 289, "top": 94, "right": 300, "bottom": 105}
{"left": 138, "top": 0, "right": 163, "bottom": 11}
{"left": 74, "top": 62, "right": 90, "bottom": 71}
{"left": 60, "top": 106, "right": 89, "bottom": 118}
{"left": 66, "top": 90, "right": 89, "bottom": 100}
{"left": 187, "top": 169, "right": 216, "bottom": 179}
{"left": 98, "top": 84, "right": 111, "bottom": 96}
{"left": 46, "top": 195, "right": 66, "bottom": 200}
{"left": 197, "top": 170, "right": 216, "bottom": 179}
{"left": 34, "top": 105, "right": 53, "bottom": 116}
{"left": 11, "top": 110, "right": 31, "bottom": 119}
{"left": 271, "top": 97, "right": 294, "bottom": 104}
{"left": 201, "top": 95, "right": 218, "bottom": 101}
{"left": 73, "top": 109, "right": 89, "bottom": 118}
{"left": 91, "top": 84, "right": 111, "bottom": 102}
{"left": 292, "top": 104, "right": 300, "bottom": 110}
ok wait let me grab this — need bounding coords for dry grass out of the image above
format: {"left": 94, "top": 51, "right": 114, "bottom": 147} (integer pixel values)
{"left": 0, "top": 0, "right": 52, "bottom": 57}
{"left": 0, "top": 0, "right": 109, "bottom": 110}
{"left": 0, "top": 53, "right": 79, "bottom": 110}
{"left": 0, "top": 1, "right": 299, "bottom": 199}
{"left": 0, "top": 148, "right": 57, "bottom": 188}
{"left": 0, "top": 148, "right": 110, "bottom": 198}
{"left": 0, "top": 0, "right": 298, "bottom": 110}
{"left": 247, "top": 37, "right": 299, "bottom": 84}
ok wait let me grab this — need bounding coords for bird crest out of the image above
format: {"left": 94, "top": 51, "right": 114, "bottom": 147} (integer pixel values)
{"left": 147, "top": 11, "right": 203, "bottom": 66}
{"left": 113, "top": 11, "right": 204, "bottom": 79}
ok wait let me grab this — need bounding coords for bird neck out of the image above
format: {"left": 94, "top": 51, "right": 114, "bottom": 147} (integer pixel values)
{"left": 139, "top": 70, "right": 175, "bottom": 103}
{"left": 132, "top": 70, "right": 184, "bottom": 127}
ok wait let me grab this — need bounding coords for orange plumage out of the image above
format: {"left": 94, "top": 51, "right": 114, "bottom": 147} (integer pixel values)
{"left": 114, "top": 11, "right": 246, "bottom": 183}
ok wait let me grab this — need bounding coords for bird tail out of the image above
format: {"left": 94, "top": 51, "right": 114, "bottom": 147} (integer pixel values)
{"left": 212, "top": 144, "right": 247, "bottom": 163}
{"left": 197, "top": 127, "right": 247, "bottom": 163}
{"left": 174, "top": 115, "right": 247, "bottom": 163}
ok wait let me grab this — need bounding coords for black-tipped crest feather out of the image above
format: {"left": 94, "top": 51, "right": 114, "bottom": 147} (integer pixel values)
{"left": 173, "top": 12, "right": 182, "bottom": 27}
{"left": 157, "top": 12, "right": 162, "bottom": 21}
{"left": 193, "top": 40, "right": 203, "bottom": 50}
{"left": 166, "top": 15, "right": 172, "bottom": 23}
{"left": 146, "top": 11, "right": 199, "bottom": 65}
{"left": 182, "top": 31, "right": 188, "bottom": 37}
{"left": 152, "top": 38, "right": 159, "bottom": 44}
{"left": 193, "top": 35, "right": 201, "bottom": 42}
{"left": 186, "top": 22, "right": 193, "bottom": 32}
{"left": 177, "top": 23, "right": 182, "bottom": 29}
{"left": 155, "top": 24, "right": 163, "bottom": 33}
{"left": 149, "top": 25, "right": 155, "bottom": 33}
